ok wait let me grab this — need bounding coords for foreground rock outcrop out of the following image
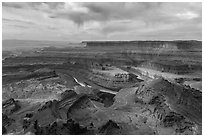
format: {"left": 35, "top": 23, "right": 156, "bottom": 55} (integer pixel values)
{"left": 3, "top": 98, "right": 21, "bottom": 115}
{"left": 3, "top": 78, "right": 202, "bottom": 135}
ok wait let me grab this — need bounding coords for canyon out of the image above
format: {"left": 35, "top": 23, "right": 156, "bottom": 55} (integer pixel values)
{"left": 2, "top": 40, "right": 202, "bottom": 135}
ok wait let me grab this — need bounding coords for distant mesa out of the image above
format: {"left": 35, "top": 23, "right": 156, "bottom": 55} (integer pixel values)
{"left": 82, "top": 40, "right": 201, "bottom": 50}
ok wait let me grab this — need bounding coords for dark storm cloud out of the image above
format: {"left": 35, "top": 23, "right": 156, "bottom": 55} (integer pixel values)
{"left": 49, "top": 2, "right": 201, "bottom": 26}
{"left": 43, "top": 2, "right": 64, "bottom": 9}
{"left": 2, "top": 2, "right": 202, "bottom": 41}
{"left": 3, "top": 2, "right": 201, "bottom": 26}
{"left": 50, "top": 2, "right": 153, "bottom": 25}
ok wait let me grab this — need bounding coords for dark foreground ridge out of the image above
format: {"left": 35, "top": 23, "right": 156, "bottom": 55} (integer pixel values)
{"left": 2, "top": 78, "right": 202, "bottom": 135}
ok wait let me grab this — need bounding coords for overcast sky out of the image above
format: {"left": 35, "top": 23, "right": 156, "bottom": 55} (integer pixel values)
{"left": 2, "top": 2, "right": 202, "bottom": 41}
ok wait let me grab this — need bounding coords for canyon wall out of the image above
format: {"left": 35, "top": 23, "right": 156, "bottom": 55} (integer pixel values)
{"left": 83, "top": 40, "right": 201, "bottom": 50}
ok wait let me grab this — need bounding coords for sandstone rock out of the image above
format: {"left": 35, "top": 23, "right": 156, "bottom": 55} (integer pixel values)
{"left": 2, "top": 98, "right": 21, "bottom": 115}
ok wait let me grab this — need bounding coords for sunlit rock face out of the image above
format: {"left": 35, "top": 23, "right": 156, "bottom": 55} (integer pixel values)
{"left": 136, "top": 78, "right": 202, "bottom": 122}
{"left": 2, "top": 68, "right": 73, "bottom": 100}
{"left": 134, "top": 78, "right": 202, "bottom": 134}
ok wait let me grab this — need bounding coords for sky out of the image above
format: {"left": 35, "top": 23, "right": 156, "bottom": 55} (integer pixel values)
{"left": 2, "top": 2, "right": 202, "bottom": 42}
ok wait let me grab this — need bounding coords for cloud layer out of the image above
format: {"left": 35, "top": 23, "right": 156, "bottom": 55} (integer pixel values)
{"left": 2, "top": 2, "right": 202, "bottom": 41}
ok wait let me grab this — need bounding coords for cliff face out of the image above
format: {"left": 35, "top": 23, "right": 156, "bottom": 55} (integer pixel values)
{"left": 83, "top": 40, "right": 201, "bottom": 50}
{"left": 136, "top": 78, "right": 202, "bottom": 126}
{"left": 2, "top": 68, "right": 75, "bottom": 100}
{"left": 140, "top": 61, "right": 202, "bottom": 74}
{"left": 80, "top": 40, "right": 202, "bottom": 75}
